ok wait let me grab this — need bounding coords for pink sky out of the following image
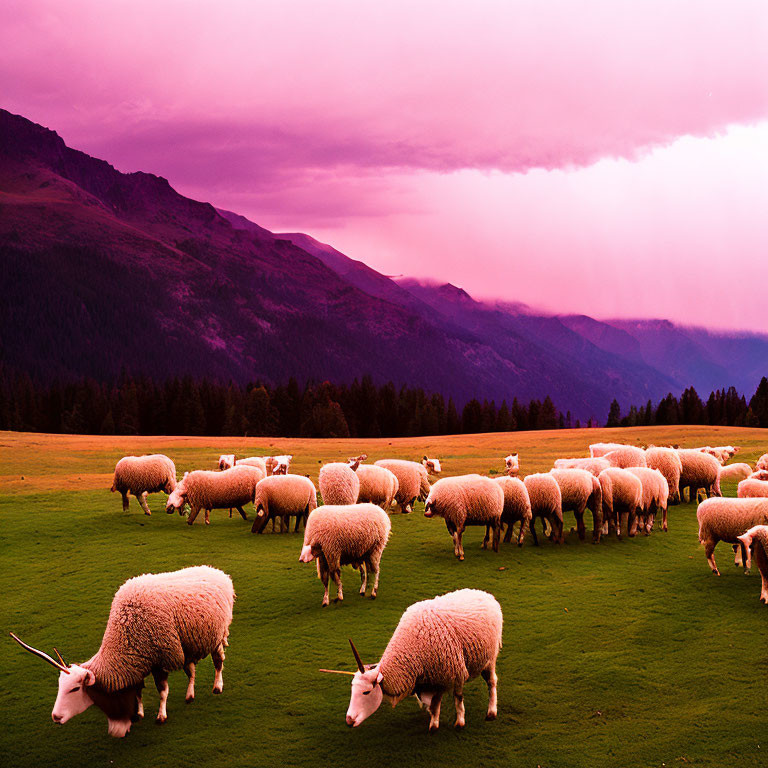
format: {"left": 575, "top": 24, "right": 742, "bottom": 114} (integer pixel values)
{"left": 3, "top": 0, "right": 768, "bottom": 330}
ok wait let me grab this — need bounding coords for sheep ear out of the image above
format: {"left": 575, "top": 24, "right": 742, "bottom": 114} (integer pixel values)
{"left": 83, "top": 669, "right": 96, "bottom": 687}
{"left": 376, "top": 671, "right": 383, "bottom": 684}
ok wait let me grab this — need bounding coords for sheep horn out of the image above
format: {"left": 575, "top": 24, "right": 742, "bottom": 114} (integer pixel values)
{"left": 9, "top": 633, "right": 70, "bottom": 673}
{"left": 53, "top": 647, "right": 68, "bottom": 668}
{"left": 319, "top": 668, "right": 356, "bottom": 675}
{"left": 349, "top": 639, "right": 365, "bottom": 673}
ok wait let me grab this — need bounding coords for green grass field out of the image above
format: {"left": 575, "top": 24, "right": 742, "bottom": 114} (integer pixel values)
{"left": 1, "top": 426, "right": 766, "bottom": 768}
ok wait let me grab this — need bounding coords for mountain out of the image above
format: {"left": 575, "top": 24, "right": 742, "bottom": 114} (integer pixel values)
{"left": 1, "top": 109, "right": 764, "bottom": 420}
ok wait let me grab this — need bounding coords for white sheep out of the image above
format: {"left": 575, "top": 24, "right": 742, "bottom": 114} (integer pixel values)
{"left": 422, "top": 456, "right": 442, "bottom": 475}
{"left": 749, "top": 470, "right": 768, "bottom": 481}
{"left": 165, "top": 466, "right": 260, "bottom": 524}
{"left": 319, "top": 462, "right": 360, "bottom": 505}
{"left": 110, "top": 454, "right": 176, "bottom": 515}
{"left": 299, "top": 503, "right": 391, "bottom": 606}
{"left": 523, "top": 473, "right": 564, "bottom": 545}
{"left": 251, "top": 474, "right": 318, "bottom": 533}
{"left": 598, "top": 468, "right": 643, "bottom": 539}
{"left": 589, "top": 442, "right": 629, "bottom": 458}
{"left": 355, "top": 464, "right": 399, "bottom": 510}
{"left": 678, "top": 449, "right": 722, "bottom": 502}
{"left": 756, "top": 453, "right": 768, "bottom": 472}
{"left": 603, "top": 446, "right": 647, "bottom": 469}
{"left": 374, "top": 459, "right": 430, "bottom": 514}
{"left": 549, "top": 468, "right": 603, "bottom": 543}
{"left": 339, "top": 589, "right": 502, "bottom": 730}
{"left": 10, "top": 565, "right": 234, "bottom": 737}
{"left": 719, "top": 463, "right": 754, "bottom": 484}
{"left": 696, "top": 497, "right": 768, "bottom": 575}
{"left": 266, "top": 455, "right": 292, "bottom": 475}
{"left": 504, "top": 453, "right": 519, "bottom": 476}
{"left": 424, "top": 474, "right": 504, "bottom": 559}
{"left": 626, "top": 467, "right": 670, "bottom": 534}
{"left": 494, "top": 476, "right": 532, "bottom": 546}
{"left": 736, "top": 525, "right": 768, "bottom": 603}
{"left": 738, "top": 478, "right": 768, "bottom": 498}
{"left": 552, "top": 457, "right": 610, "bottom": 476}
{"left": 645, "top": 447, "right": 683, "bottom": 505}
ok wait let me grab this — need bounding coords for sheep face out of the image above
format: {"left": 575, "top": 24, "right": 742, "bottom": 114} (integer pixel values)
{"left": 165, "top": 485, "right": 187, "bottom": 515}
{"left": 52, "top": 665, "right": 96, "bottom": 726}
{"left": 346, "top": 668, "right": 384, "bottom": 727}
{"left": 218, "top": 455, "right": 235, "bottom": 471}
{"left": 298, "top": 542, "right": 320, "bottom": 562}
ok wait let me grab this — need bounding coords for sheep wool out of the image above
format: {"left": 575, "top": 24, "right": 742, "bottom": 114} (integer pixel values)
{"left": 719, "top": 463, "right": 754, "bottom": 484}
{"left": 755, "top": 454, "right": 768, "bottom": 472}
{"left": 677, "top": 449, "right": 721, "bottom": 502}
{"left": 355, "top": 464, "right": 399, "bottom": 509}
{"left": 644, "top": 447, "right": 683, "bottom": 505}
{"left": 603, "top": 446, "right": 647, "bottom": 469}
{"left": 589, "top": 442, "right": 629, "bottom": 458}
{"left": 166, "top": 468, "right": 259, "bottom": 525}
{"left": 598, "top": 468, "right": 643, "bottom": 539}
{"left": 523, "top": 473, "right": 564, "bottom": 545}
{"left": 738, "top": 526, "right": 768, "bottom": 604}
{"left": 494, "top": 476, "right": 532, "bottom": 546}
{"left": 374, "top": 459, "right": 430, "bottom": 514}
{"left": 236, "top": 456, "right": 268, "bottom": 475}
{"left": 697, "top": 497, "right": 768, "bottom": 574}
{"left": 300, "top": 503, "right": 391, "bottom": 605}
{"left": 251, "top": 474, "right": 318, "bottom": 533}
{"left": 553, "top": 457, "right": 611, "bottom": 476}
{"left": 375, "top": 589, "right": 502, "bottom": 729}
{"left": 424, "top": 475, "right": 504, "bottom": 559}
{"left": 626, "top": 467, "right": 670, "bottom": 534}
{"left": 319, "top": 462, "right": 360, "bottom": 505}
{"left": 110, "top": 454, "right": 177, "bottom": 515}
{"left": 738, "top": 479, "right": 768, "bottom": 498}
{"left": 549, "top": 468, "right": 603, "bottom": 543}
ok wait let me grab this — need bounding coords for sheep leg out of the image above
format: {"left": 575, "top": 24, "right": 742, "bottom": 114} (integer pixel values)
{"left": 137, "top": 492, "right": 151, "bottom": 516}
{"left": 212, "top": 644, "right": 225, "bottom": 694}
{"left": 184, "top": 661, "right": 196, "bottom": 703}
{"left": 135, "top": 690, "right": 144, "bottom": 721}
{"left": 271, "top": 516, "right": 277, "bottom": 532}
{"left": 617, "top": 510, "right": 628, "bottom": 540}
{"left": 481, "top": 524, "right": 490, "bottom": 550}
{"left": 187, "top": 504, "right": 201, "bottom": 525}
{"left": 235, "top": 505, "right": 248, "bottom": 521}
{"left": 454, "top": 527, "right": 465, "bottom": 560}
{"left": 204, "top": 508, "right": 211, "bottom": 525}
{"left": 517, "top": 518, "right": 528, "bottom": 547}
{"left": 574, "top": 510, "right": 586, "bottom": 541}
{"left": 331, "top": 569, "right": 344, "bottom": 602}
{"left": 359, "top": 563, "right": 368, "bottom": 596}
{"left": 530, "top": 516, "right": 540, "bottom": 546}
{"left": 492, "top": 523, "right": 501, "bottom": 553}
{"left": 757, "top": 546, "right": 768, "bottom": 603}
{"left": 661, "top": 505, "right": 668, "bottom": 532}
{"left": 453, "top": 681, "right": 466, "bottom": 729}
{"left": 280, "top": 515, "right": 287, "bottom": 533}
{"left": 427, "top": 691, "right": 443, "bottom": 732}
{"left": 121, "top": 492, "right": 129, "bottom": 512}
{"left": 733, "top": 543, "right": 742, "bottom": 568}
{"left": 503, "top": 522, "right": 514, "bottom": 544}
{"left": 481, "top": 664, "right": 498, "bottom": 720}
{"left": 320, "top": 564, "right": 330, "bottom": 607}
{"left": 739, "top": 540, "right": 751, "bottom": 574}
{"left": 369, "top": 557, "right": 381, "bottom": 599}
{"left": 153, "top": 669, "right": 169, "bottom": 724}
{"left": 704, "top": 539, "right": 720, "bottom": 575}
{"left": 628, "top": 511, "right": 639, "bottom": 537}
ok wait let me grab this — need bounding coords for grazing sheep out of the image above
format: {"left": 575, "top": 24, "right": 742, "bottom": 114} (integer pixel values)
{"left": 553, "top": 457, "right": 611, "bottom": 477}
{"left": 504, "top": 453, "right": 519, "bottom": 477}
{"left": 236, "top": 456, "right": 268, "bottom": 473}
{"left": 298, "top": 504, "right": 391, "bottom": 606}
{"left": 589, "top": 442, "right": 629, "bottom": 458}
{"left": 494, "top": 476, "right": 532, "bottom": 546}
{"left": 749, "top": 470, "right": 768, "bottom": 481}
{"left": 341, "top": 589, "right": 502, "bottom": 731}
{"left": 738, "top": 479, "right": 768, "bottom": 498}
{"left": 422, "top": 456, "right": 442, "bottom": 475}
{"left": 603, "top": 446, "right": 647, "bottom": 469}
{"left": 549, "top": 468, "right": 603, "bottom": 543}
{"left": 696, "top": 497, "right": 768, "bottom": 575}
{"left": 736, "top": 526, "right": 768, "bottom": 603}
{"left": 10, "top": 565, "right": 234, "bottom": 737}
{"left": 347, "top": 453, "right": 368, "bottom": 466}
{"left": 719, "top": 463, "right": 754, "bottom": 484}
{"left": 355, "top": 464, "right": 399, "bottom": 510}
{"left": 251, "top": 474, "right": 318, "bottom": 533}
{"left": 165, "top": 467, "right": 259, "bottom": 525}
{"left": 598, "top": 468, "right": 643, "bottom": 539}
{"left": 319, "top": 462, "right": 360, "bottom": 505}
{"left": 645, "top": 447, "right": 683, "bottom": 505}
{"left": 756, "top": 454, "right": 768, "bottom": 472}
{"left": 424, "top": 475, "right": 504, "bottom": 559}
{"left": 678, "top": 449, "right": 722, "bottom": 502}
{"left": 110, "top": 454, "right": 177, "bottom": 515}
{"left": 218, "top": 454, "right": 236, "bottom": 471}
{"left": 374, "top": 459, "right": 430, "bottom": 514}
{"left": 523, "top": 473, "right": 564, "bottom": 545}
{"left": 266, "top": 455, "right": 292, "bottom": 476}
{"left": 626, "top": 467, "right": 669, "bottom": 534}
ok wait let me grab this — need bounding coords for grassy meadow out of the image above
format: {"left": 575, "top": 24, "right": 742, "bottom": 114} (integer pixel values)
{"left": 1, "top": 425, "right": 767, "bottom": 768}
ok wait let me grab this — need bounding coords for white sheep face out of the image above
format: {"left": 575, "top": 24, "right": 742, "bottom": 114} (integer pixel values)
{"left": 346, "top": 668, "right": 383, "bottom": 727}
{"left": 51, "top": 665, "right": 94, "bottom": 725}
{"left": 165, "top": 486, "right": 187, "bottom": 514}
{"left": 298, "top": 543, "right": 317, "bottom": 562}
{"left": 218, "top": 454, "right": 235, "bottom": 471}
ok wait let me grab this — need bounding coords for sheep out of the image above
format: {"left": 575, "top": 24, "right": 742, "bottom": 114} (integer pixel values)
{"left": 374, "top": 459, "right": 430, "bottom": 514}
{"left": 645, "top": 447, "right": 683, "bottom": 505}
{"left": 340, "top": 588, "right": 502, "bottom": 730}
{"left": 553, "top": 457, "right": 611, "bottom": 477}
{"left": 598, "top": 468, "right": 643, "bottom": 539}
{"left": 719, "top": 463, "right": 754, "bottom": 484}
{"left": 110, "top": 454, "right": 176, "bottom": 515}
{"left": 347, "top": 453, "right": 368, "bottom": 465}
{"left": 698, "top": 446, "right": 739, "bottom": 464}
{"left": 10, "top": 565, "right": 234, "bottom": 737}
{"left": 626, "top": 467, "right": 670, "bottom": 534}
{"left": 677, "top": 449, "right": 721, "bottom": 502}
{"left": 749, "top": 470, "right": 768, "bottom": 481}
{"left": 756, "top": 453, "right": 768, "bottom": 472}
{"left": 165, "top": 466, "right": 260, "bottom": 524}
{"left": 523, "top": 473, "right": 564, "bottom": 545}
{"left": 738, "top": 479, "right": 768, "bottom": 498}
{"left": 494, "top": 476, "right": 532, "bottom": 546}
{"left": 298, "top": 504, "right": 391, "bottom": 606}
{"left": 355, "top": 464, "right": 399, "bottom": 510}
{"left": 422, "top": 456, "right": 442, "bottom": 475}
{"left": 235, "top": 456, "right": 268, "bottom": 474}
{"left": 589, "top": 442, "right": 630, "bottom": 458}
{"left": 218, "top": 454, "right": 235, "bottom": 471}
{"left": 503, "top": 453, "right": 519, "bottom": 476}
{"left": 266, "top": 455, "right": 292, "bottom": 475}
{"left": 319, "top": 462, "right": 360, "bottom": 505}
{"left": 736, "top": 526, "right": 768, "bottom": 603}
{"left": 603, "top": 446, "right": 647, "bottom": 469}
{"left": 696, "top": 497, "right": 768, "bottom": 575}
{"left": 549, "top": 468, "right": 603, "bottom": 543}
{"left": 424, "top": 475, "right": 504, "bottom": 559}
{"left": 251, "top": 474, "right": 318, "bottom": 533}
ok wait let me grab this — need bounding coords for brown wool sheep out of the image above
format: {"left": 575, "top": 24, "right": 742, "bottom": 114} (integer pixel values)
{"left": 319, "top": 462, "right": 360, "bottom": 505}
{"left": 374, "top": 459, "right": 431, "bottom": 514}
{"left": 549, "top": 468, "right": 603, "bottom": 543}
{"left": 494, "top": 476, "right": 532, "bottom": 546}
{"left": 110, "top": 454, "right": 177, "bottom": 515}
{"left": 523, "top": 473, "right": 564, "bottom": 545}
{"left": 251, "top": 474, "right": 318, "bottom": 533}
{"left": 598, "top": 468, "right": 643, "bottom": 540}
{"left": 355, "top": 464, "right": 400, "bottom": 510}
{"left": 424, "top": 475, "right": 504, "bottom": 559}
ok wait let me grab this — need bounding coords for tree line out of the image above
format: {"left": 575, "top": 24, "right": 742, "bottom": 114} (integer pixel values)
{"left": 0, "top": 368, "right": 765, "bottom": 437}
